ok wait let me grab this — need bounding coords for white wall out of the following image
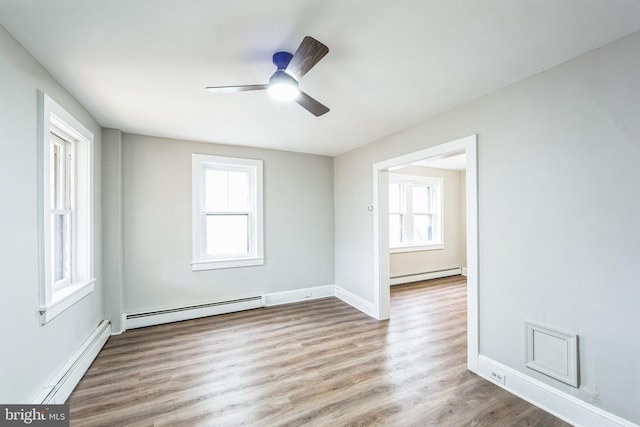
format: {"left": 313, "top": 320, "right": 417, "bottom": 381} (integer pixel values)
{"left": 119, "top": 133, "right": 334, "bottom": 314}
{"left": 102, "top": 129, "right": 124, "bottom": 332}
{"left": 0, "top": 25, "right": 103, "bottom": 402}
{"left": 334, "top": 32, "right": 640, "bottom": 423}
{"left": 389, "top": 166, "right": 465, "bottom": 279}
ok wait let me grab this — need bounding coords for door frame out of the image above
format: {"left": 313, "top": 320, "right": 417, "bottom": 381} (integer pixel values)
{"left": 372, "top": 134, "right": 479, "bottom": 372}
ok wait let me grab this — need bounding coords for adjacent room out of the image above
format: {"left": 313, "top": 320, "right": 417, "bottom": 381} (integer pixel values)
{"left": 1, "top": 1, "right": 639, "bottom": 426}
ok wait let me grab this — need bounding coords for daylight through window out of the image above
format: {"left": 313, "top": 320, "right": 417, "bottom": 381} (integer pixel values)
{"left": 50, "top": 133, "right": 73, "bottom": 288}
{"left": 389, "top": 174, "right": 443, "bottom": 250}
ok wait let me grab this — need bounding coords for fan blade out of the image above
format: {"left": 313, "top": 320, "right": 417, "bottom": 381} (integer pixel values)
{"left": 205, "top": 84, "right": 268, "bottom": 93}
{"left": 286, "top": 36, "right": 329, "bottom": 80}
{"left": 296, "top": 91, "right": 329, "bottom": 116}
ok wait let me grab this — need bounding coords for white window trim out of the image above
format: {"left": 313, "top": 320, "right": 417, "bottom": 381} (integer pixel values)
{"left": 389, "top": 173, "right": 444, "bottom": 251}
{"left": 191, "top": 154, "right": 264, "bottom": 271}
{"left": 389, "top": 243, "right": 445, "bottom": 254}
{"left": 38, "top": 92, "right": 95, "bottom": 324}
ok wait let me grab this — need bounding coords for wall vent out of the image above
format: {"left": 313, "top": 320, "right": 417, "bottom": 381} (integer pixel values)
{"left": 525, "top": 321, "right": 579, "bottom": 387}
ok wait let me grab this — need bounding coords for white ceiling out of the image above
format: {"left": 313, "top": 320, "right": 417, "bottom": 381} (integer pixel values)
{"left": 1, "top": 1, "right": 639, "bottom": 156}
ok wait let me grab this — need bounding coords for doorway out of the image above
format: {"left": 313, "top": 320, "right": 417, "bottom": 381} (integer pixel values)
{"left": 372, "top": 134, "right": 478, "bottom": 372}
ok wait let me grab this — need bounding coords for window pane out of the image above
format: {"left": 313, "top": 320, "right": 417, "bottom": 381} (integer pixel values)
{"left": 52, "top": 213, "right": 68, "bottom": 283}
{"left": 64, "top": 149, "right": 72, "bottom": 209}
{"left": 206, "top": 214, "right": 249, "bottom": 256}
{"left": 50, "top": 141, "right": 58, "bottom": 209}
{"left": 389, "top": 182, "right": 402, "bottom": 212}
{"left": 414, "top": 214, "right": 433, "bottom": 242}
{"left": 389, "top": 213, "right": 403, "bottom": 246}
{"left": 228, "top": 171, "right": 250, "bottom": 211}
{"left": 412, "top": 185, "right": 431, "bottom": 213}
{"left": 205, "top": 170, "right": 228, "bottom": 211}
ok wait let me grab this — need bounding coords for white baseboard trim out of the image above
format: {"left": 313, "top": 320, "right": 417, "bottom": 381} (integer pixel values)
{"left": 264, "top": 285, "right": 335, "bottom": 306}
{"left": 108, "top": 314, "right": 127, "bottom": 336}
{"left": 113, "top": 313, "right": 126, "bottom": 335}
{"left": 390, "top": 267, "right": 462, "bottom": 285}
{"left": 123, "top": 284, "right": 379, "bottom": 329}
{"left": 477, "top": 355, "right": 638, "bottom": 427}
{"left": 335, "top": 286, "right": 377, "bottom": 319}
{"left": 461, "top": 267, "right": 468, "bottom": 276}
{"left": 125, "top": 296, "right": 264, "bottom": 330}
{"left": 33, "top": 320, "right": 110, "bottom": 404}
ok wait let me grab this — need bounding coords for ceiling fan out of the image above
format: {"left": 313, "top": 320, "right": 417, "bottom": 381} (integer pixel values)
{"left": 206, "top": 36, "right": 330, "bottom": 116}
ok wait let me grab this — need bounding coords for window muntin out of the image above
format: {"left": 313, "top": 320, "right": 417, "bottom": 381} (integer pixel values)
{"left": 389, "top": 174, "right": 443, "bottom": 250}
{"left": 192, "top": 154, "right": 264, "bottom": 270}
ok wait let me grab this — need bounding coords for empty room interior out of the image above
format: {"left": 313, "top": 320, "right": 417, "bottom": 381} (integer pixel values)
{"left": 1, "top": 1, "right": 639, "bottom": 426}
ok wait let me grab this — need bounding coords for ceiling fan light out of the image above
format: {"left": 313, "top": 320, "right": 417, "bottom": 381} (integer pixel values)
{"left": 268, "top": 71, "right": 299, "bottom": 102}
{"left": 268, "top": 83, "right": 299, "bottom": 101}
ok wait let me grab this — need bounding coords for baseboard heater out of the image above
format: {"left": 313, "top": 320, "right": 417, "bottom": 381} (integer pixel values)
{"left": 390, "top": 267, "right": 462, "bottom": 285}
{"left": 34, "top": 320, "right": 111, "bottom": 404}
{"left": 125, "top": 296, "right": 264, "bottom": 330}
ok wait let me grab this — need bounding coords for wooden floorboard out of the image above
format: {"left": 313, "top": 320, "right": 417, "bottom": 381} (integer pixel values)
{"left": 68, "top": 276, "right": 570, "bottom": 426}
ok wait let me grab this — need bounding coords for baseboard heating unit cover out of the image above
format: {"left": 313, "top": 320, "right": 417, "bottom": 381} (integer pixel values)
{"left": 125, "top": 296, "right": 264, "bottom": 329}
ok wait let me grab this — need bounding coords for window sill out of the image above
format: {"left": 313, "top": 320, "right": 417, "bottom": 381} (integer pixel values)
{"left": 191, "top": 257, "right": 264, "bottom": 271}
{"left": 390, "top": 243, "right": 444, "bottom": 254}
{"left": 40, "top": 278, "right": 96, "bottom": 325}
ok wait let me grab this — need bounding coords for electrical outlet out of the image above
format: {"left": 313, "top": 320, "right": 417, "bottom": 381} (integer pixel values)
{"left": 489, "top": 369, "right": 506, "bottom": 384}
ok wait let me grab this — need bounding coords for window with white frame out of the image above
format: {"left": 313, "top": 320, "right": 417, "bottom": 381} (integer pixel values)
{"left": 389, "top": 174, "right": 443, "bottom": 251}
{"left": 50, "top": 133, "right": 72, "bottom": 289}
{"left": 39, "top": 93, "right": 95, "bottom": 324}
{"left": 192, "top": 154, "right": 264, "bottom": 271}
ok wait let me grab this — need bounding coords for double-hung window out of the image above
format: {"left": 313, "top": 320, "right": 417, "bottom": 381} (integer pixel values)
{"left": 389, "top": 173, "right": 443, "bottom": 251}
{"left": 39, "top": 93, "right": 95, "bottom": 324}
{"left": 50, "top": 133, "right": 73, "bottom": 289}
{"left": 192, "top": 154, "right": 264, "bottom": 270}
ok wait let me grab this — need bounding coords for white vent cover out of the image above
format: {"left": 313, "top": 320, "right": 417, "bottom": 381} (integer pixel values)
{"left": 525, "top": 321, "right": 579, "bottom": 387}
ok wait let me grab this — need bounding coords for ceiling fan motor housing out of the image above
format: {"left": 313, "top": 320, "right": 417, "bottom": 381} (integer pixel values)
{"left": 272, "top": 51, "right": 293, "bottom": 70}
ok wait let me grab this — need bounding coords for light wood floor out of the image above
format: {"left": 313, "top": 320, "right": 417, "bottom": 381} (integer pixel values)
{"left": 68, "top": 276, "right": 570, "bottom": 426}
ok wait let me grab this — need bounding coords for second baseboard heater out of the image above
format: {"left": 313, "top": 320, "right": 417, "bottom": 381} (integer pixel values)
{"left": 125, "top": 296, "right": 264, "bottom": 330}
{"left": 390, "top": 267, "right": 462, "bottom": 285}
